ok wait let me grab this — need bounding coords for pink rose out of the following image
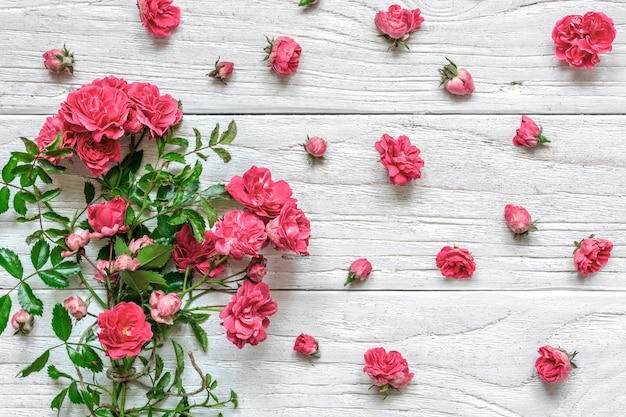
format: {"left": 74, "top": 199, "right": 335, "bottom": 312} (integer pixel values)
{"left": 115, "top": 254, "right": 141, "bottom": 272}
{"left": 94, "top": 260, "right": 119, "bottom": 285}
{"left": 87, "top": 197, "right": 129, "bottom": 239}
{"left": 149, "top": 290, "right": 182, "bottom": 325}
{"left": 265, "top": 36, "right": 302, "bottom": 76}
{"left": 35, "top": 114, "right": 72, "bottom": 164}
{"left": 126, "top": 82, "right": 182, "bottom": 139}
{"left": 11, "top": 309, "right": 34, "bottom": 335}
{"left": 63, "top": 296, "right": 88, "bottom": 320}
{"left": 374, "top": 134, "right": 424, "bottom": 185}
{"left": 219, "top": 280, "right": 278, "bottom": 349}
{"left": 345, "top": 258, "right": 372, "bottom": 285}
{"left": 504, "top": 204, "right": 536, "bottom": 236}
{"left": 65, "top": 230, "right": 91, "bottom": 252}
{"left": 76, "top": 134, "right": 121, "bottom": 176}
{"left": 266, "top": 201, "right": 311, "bottom": 256}
{"left": 226, "top": 166, "right": 294, "bottom": 219}
{"left": 512, "top": 115, "right": 550, "bottom": 148}
{"left": 129, "top": 235, "right": 155, "bottom": 256}
{"left": 581, "top": 12, "right": 616, "bottom": 54}
{"left": 435, "top": 246, "right": 475, "bottom": 279}
{"left": 137, "top": 0, "right": 180, "bottom": 37}
{"left": 574, "top": 236, "right": 613, "bottom": 276}
{"left": 439, "top": 58, "right": 474, "bottom": 96}
{"left": 215, "top": 210, "right": 268, "bottom": 260}
{"left": 304, "top": 136, "right": 327, "bottom": 159}
{"left": 363, "top": 347, "right": 414, "bottom": 393}
{"left": 374, "top": 4, "right": 424, "bottom": 48}
{"left": 246, "top": 256, "right": 267, "bottom": 283}
{"left": 97, "top": 302, "right": 153, "bottom": 359}
{"left": 208, "top": 59, "right": 234, "bottom": 83}
{"left": 92, "top": 75, "right": 129, "bottom": 90}
{"left": 294, "top": 333, "right": 319, "bottom": 356}
{"left": 43, "top": 46, "right": 74, "bottom": 74}
{"left": 535, "top": 345, "right": 577, "bottom": 383}
{"left": 173, "top": 224, "right": 225, "bottom": 279}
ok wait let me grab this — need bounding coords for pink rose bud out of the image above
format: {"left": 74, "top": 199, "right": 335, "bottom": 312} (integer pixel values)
{"left": 513, "top": 115, "right": 550, "bottom": 147}
{"left": 298, "top": 0, "right": 319, "bottom": 6}
{"left": 128, "top": 235, "right": 155, "bottom": 256}
{"left": 436, "top": 246, "right": 476, "bottom": 279}
{"left": 439, "top": 58, "right": 474, "bottom": 96}
{"left": 574, "top": 235, "right": 613, "bottom": 276}
{"left": 504, "top": 204, "right": 536, "bottom": 236}
{"left": 94, "top": 260, "right": 119, "bottom": 285}
{"left": 11, "top": 309, "right": 34, "bottom": 335}
{"left": 304, "top": 136, "right": 327, "bottom": 162}
{"left": 63, "top": 296, "right": 88, "bottom": 320}
{"left": 208, "top": 58, "right": 234, "bottom": 84}
{"left": 115, "top": 254, "right": 141, "bottom": 272}
{"left": 264, "top": 36, "right": 302, "bottom": 76}
{"left": 374, "top": 5, "right": 424, "bottom": 49}
{"left": 150, "top": 290, "right": 182, "bottom": 325}
{"left": 247, "top": 256, "right": 267, "bottom": 283}
{"left": 535, "top": 345, "right": 577, "bottom": 383}
{"left": 65, "top": 230, "right": 91, "bottom": 252}
{"left": 42, "top": 45, "right": 75, "bottom": 74}
{"left": 293, "top": 333, "right": 319, "bottom": 356}
{"left": 345, "top": 258, "right": 372, "bottom": 285}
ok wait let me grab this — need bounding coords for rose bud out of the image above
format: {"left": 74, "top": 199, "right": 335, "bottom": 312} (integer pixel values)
{"left": 535, "top": 345, "right": 577, "bottom": 383}
{"left": 264, "top": 36, "right": 302, "bottom": 76}
{"left": 504, "top": 204, "right": 537, "bottom": 236}
{"left": 363, "top": 347, "right": 414, "bottom": 397}
{"left": 150, "top": 290, "right": 182, "bottom": 325}
{"left": 11, "top": 309, "right": 34, "bottom": 335}
{"left": 94, "top": 260, "right": 119, "bottom": 285}
{"left": 247, "top": 256, "right": 267, "bottom": 283}
{"left": 439, "top": 58, "right": 474, "bottom": 96}
{"left": 304, "top": 136, "right": 327, "bottom": 162}
{"left": 43, "top": 45, "right": 75, "bottom": 74}
{"left": 63, "top": 296, "right": 88, "bottom": 320}
{"left": 294, "top": 333, "right": 319, "bottom": 356}
{"left": 574, "top": 235, "right": 613, "bottom": 276}
{"left": 299, "top": 0, "right": 319, "bottom": 6}
{"left": 128, "top": 235, "right": 155, "bottom": 256}
{"left": 207, "top": 58, "right": 234, "bottom": 84}
{"left": 65, "top": 230, "right": 91, "bottom": 252}
{"left": 436, "top": 246, "right": 475, "bottom": 279}
{"left": 114, "top": 254, "right": 141, "bottom": 272}
{"left": 345, "top": 258, "right": 372, "bottom": 286}
{"left": 513, "top": 115, "right": 550, "bottom": 147}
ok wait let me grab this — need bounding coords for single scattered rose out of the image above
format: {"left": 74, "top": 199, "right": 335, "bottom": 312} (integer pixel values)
{"left": 149, "top": 291, "right": 182, "bottom": 325}
{"left": 375, "top": 134, "right": 424, "bottom": 185}
{"left": 363, "top": 347, "right": 414, "bottom": 397}
{"left": 574, "top": 235, "right": 613, "bottom": 276}
{"left": 304, "top": 136, "right": 327, "bottom": 162}
{"left": 504, "top": 204, "right": 536, "bottom": 236}
{"left": 439, "top": 58, "right": 474, "bottom": 96}
{"left": 208, "top": 58, "right": 234, "bottom": 84}
{"left": 97, "top": 302, "right": 153, "bottom": 359}
{"left": 436, "top": 246, "right": 476, "bottom": 279}
{"left": 294, "top": 333, "right": 319, "bottom": 356}
{"left": 63, "top": 296, "right": 88, "bottom": 320}
{"left": 552, "top": 12, "right": 616, "bottom": 69}
{"left": 298, "top": 0, "right": 319, "bottom": 7}
{"left": 11, "top": 309, "right": 34, "bottom": 335}
{"left": 513, "top": 116, "right": 550, "bottom": 148}
{"left": 264, "top": 36, "right": 302, "bottom": 76}
{"left": 374, "top": 4, "right": 424, "bottom": 49}
{"left": 345, "top": 258, "right": 372, "bottom": 286}
{"left": 87, "top": 197, "right": 129, "bottom": 239}
{"left": 535, "top": 345, "right": 577, "bottom": 383}
{"left": 42, "top": 45, "right": 74, "bottom": 74}
{"left": 137, "top": 0, "right": 181, "bottom": 37}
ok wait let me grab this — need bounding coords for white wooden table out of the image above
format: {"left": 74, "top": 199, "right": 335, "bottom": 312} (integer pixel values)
{"left": 1, "top": 1, "right": 625, "bottom": 416}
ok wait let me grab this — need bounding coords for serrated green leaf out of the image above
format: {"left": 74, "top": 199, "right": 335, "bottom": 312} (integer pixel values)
{"left": 183, "top": 210, "right": 206, "bottom": 242}
{"left": 47, "top": 130, "right": 63, "bottom": 151}
{"left": 0, "top": 186, "right": 9, "bottom": 215}
{"left": 67, "top": 381, "right": 83, "bottom": 404}
{"left": 17, "top": 349, "right": 49, "bottom": 377}
{"left": 37, "top": 158, "right": 66, "bottom": 174}
{"left": 41, "top": 188, "right": 62, "bottom": 203}
{"left": 20, "top": 137, "right": 40, "bottom": 155}
{"left": 94, "top": 409, "right": 115, "bottom": 417}
{"left": 45, "top": 228, "right": 68, "bottom": 238}
{"left": 201, "top": 198, "right": 218, "bottom": 228}
{"left": 42, "top": 211, "right": 70, "bottom": 225}
{"left": 45, "top": 148, "right": 73, "bottom": 159}
{"left": 81, "top": 388, "right": 94, "bottom": 409}
{"left": 50, "top": 246, "right": 64, "bottom": 266}
{"left": 211, "top": 147, "right": 231, "bottom": 163}
{"left": 173, "top": 340, "right": 184, "bottom": 378}
{"left": 47, "top": 364, "right": 72, "bottom": 380}
{"left": 52, "top": 303, "right": 72, "bottom": 341}
{"left": 209, "top": 123, "right": 219, "bottom": 147}
{"left": 86, "top": 327, "right": 97, "bottom": 343}
{"left": 219, "top": 120, "right": 237, "bottom": 144}
{"left": 18, "top": 282, "right": 43, "bottom": 316}
{"left": 0, "top": 248, "right": 23, "bottom": 279}
{"left": 39, "top": 270, "right": 69, "bottom": 288}
{"left": 136, "top": 244, "right": 174, "bottom": 269}
{"left": 66, "top": 345, "right": 87, "bottom": 368}
{"left": 156, "top": 372, "right": 171, "bottom": 391}
{"left": 155, "top": 354, "right": 164, "bottom": 380}
{"left": 11, "top": 151, "right": 36, "bottom": 163}
{"left": 31, "top": 240, "right": 50, "bottom": 270}
{"left": 190, "top": 321, "right": 208, "bottom": 352}
{"left": 114, "top": 236, "right": 131, "bottom": 257}
{"left": 168, "top": 137, "right": 189, "bottom": 147}
{"left": 51, "top": 388, "right": 68, "bottom": 411}
{"left": 162, "top": 152, "right": 186, "bottom": 164}
{"left": 120, "top": 270, "right": 167, "bottom": 293}
{"left": 2, "top": 156, "right": 18, "bottom": 183}
{"left": 104, "top": 166, "right": 120, "bottom": 187}
{"left": 0, "top": 295, "right": 12, "bottom": 336}
{"left": 54, "top": 261, "right": 81, "bottom": 277}
{"left": 84, "top": 181, "right": 95, "bottom": 204}
{"left": 194, "top": 128, "right": 202, "bottom": 149}
{"left": 13, "top": 191, "right": 26, "bottom": 215}
{"left": 81, "top": 345, "right": 103, "bottom": 373}
{"left": 36, "top": 167, "right": 53, "bottom": 184}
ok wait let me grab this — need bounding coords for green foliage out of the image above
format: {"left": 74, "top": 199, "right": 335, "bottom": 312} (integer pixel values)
{"left": 17, "top": 349, "right": 49, "bottom": 378}
{"left": 0, "top": 294, "right": 12, "bottom": 335}
{"left": 52, "top": 303, "right": 72, "bottom": 341}
{"left": 18, "top": 282, "right": 43, "bottom": 315}
{"left": 0, "top": 248, "right": 22, "bottom": 278}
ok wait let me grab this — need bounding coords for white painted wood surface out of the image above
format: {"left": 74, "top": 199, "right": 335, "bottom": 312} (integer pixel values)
{"left": 1, "top": 1, "right": 625, "bottom": 416}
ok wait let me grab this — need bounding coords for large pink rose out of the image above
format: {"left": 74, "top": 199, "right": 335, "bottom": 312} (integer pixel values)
{"left": 552, "top": 12, "right": 615, "bottom": 69}
{"left": 97, "top": 302, "right": 153, "bottom": 359}
{"left": 126, "top": 82, "right": 182, "bottom": 139}
{"left": 172, "top": 224, "right": 225, "bottom": 278}
{"left": 60, "top": 84, "right": 130, "bottom": 142}
{"left": 535, "top": 345, "right": 573, "bottom": 383}
{"left": 374, "top": 4, "right": 424, "bottom": 42}
{"left": 219, "top": 280, "right": 278, "bottom": 349}
{"left": 375, "top": 134, "right": 424, "bottom": 185}
{"left": 581, "top": 12, "right": 616, "bottom": 54}
{"left": 76, "top": 134, "right": 121, "bottom": 176}
{"left": 363, "top": 347, "right": 414, "bottom": 390}
{"left": 435, "top": 246, "right": 475, "bottom": 279}
{"left": 267, "top": 36, "right": 302, "bottom": 76}
{"left": 225, "top": 166, "right": 294, "bottom": 219}
{"left": 137, "top": 0, "right": 180, "bottom": 37}
{"left": 266, "top": 201, "right": 310, "bottom": 256}
{"left": 214, "top": 210, "right": 267, "bottom": 260}
{"left": 87, "top": 197, "right": 129, "bottom": 239}
{"left": 574, "top": 236, "right": 613, "bottom": 276}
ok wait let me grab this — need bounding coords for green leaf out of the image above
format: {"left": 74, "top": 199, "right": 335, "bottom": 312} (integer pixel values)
{"left": 0, "top": 248, "right": 23, "bottom": 279}
{"left": 82, "top": 388, "right": 94, "bottom": 409}
{"left": 36, "top": 167, "right": 53, "bottom": 184}
{"left": 42, "top": 211, "right": 70, "bottom": 225}
{"left": 52, "top": 303, "right": 72, "bottom": 341}
{"left": 173, "top": 339, "right": 184, "bottom": 372}
{"left": 66, "top": 345, "right": 87, "bottom": 368}
{"left": 104, "top": 166, "right": 120, "bottom": 187}
{"left": 120, "top": 270, "right": 167, "bottom": 293}
{"left": 190, "top": 321, "right": 208, "bottom": 352}
{"left": 219, "top": 120, "right": 237, "bottom": 144}
{"left": 86, "top": 327, "right": 97, "bottom": 343}
{"left": 194, "top": 128, "right": 202, "bottom": 149}
{"left": 67, "top": 381, "right": 84, "bottom": 404}
{"left": 168, "top": 137, "right": 189, "bottom": 147}
{"left": 201, "top": 198, "right": 218, "bottom": 228}
{"left": 45, "top": 148, "right": 73, "bottom": 159}
{"left": 47, "top": 364, "right": 72, "bottom": 380}
{"left": 136, "top": 244, "right": 174, "bottom": 269}
{"left": 94, "top": 409, "right": 116, "bottom": 417}
{"left": 39, "top": 270, "right": 69, "bottom": 288}
{"left": 31, "top": 239, "right": 50, "bottom": 269}
{"left": 17, "top": 349, "right": 49, "bottom": 377}
{"left": 45, "top": 228, "right": 68, "bottom": 238}
{"left": 211, "top": 147, "right": 231, "bottom": 163}
{"left": 41, "top": 188, "right": 62, "bottom": 203}
{"left": 183, "top": 210, "right": 206, "bottom": 242}
{"left": 84, "top": 181, "right": 96, "bottom": 204}
{"left": 2, "top": 156, "right": 18, "bottom": 183}
{"left": 155, "top": 354, "right": 164, "bottom": 380}
{"left": 114, "top": 236, "right": 131, "bottom": 257}
{"left": 13, "top": 191, "right": 27, "bottom": 215}
{"left": 209, "top": 124, "right": 219, "bottom": 147}
{"left": 11, "top": 151, "right": 36, "bottom": 163}
{"left": 0, "top": 295, "right": 12, "bottom": 336}
{"left": 156, "top": 372, "right": 171, "bottom": 391}
{"left": 0, "top": 186, "right": 9, "bottom": 215}
{"left": 18, "top": 282, "right": 43, "bottom": 316}
{"left": 37, "top": 158, "right": 66, "bottom": 174}
{"left": 51, "top": 388, "right": 68, "bottom": 411}
{"left": 20, "top": 137, "right": 40, "bottom": 155}
{"left": 54, "top": 261, "right": 81, "bottom": 277}
{"left": 81, "top": 345, "right": 103, "bottom": 373}
{"left": 162, "top": 152, "right": 186, "bottom": 164}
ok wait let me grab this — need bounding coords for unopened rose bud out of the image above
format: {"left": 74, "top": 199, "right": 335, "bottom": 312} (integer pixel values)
{"left": 128, "top": 235, "right": 155, "bottom": 255}
{"left": 11, "top": 309, "right": 34, "bottom": 335}
{"left": 304, "top": 136, "right": 327, "bottom": 161}
{"left": 94, "top": 260, "right": 119, "bottom": 285}
{"left": 63, "top": 296, "right": 88, "bottom": 320}
{"left": 345, "top": 258, "right": 372, "bottom": 285}
{"left": 247, "top": 256, "right": 267, "bottom": 283}
{"left": 294, "top": 333, "right": 319, "bottom": 356}
{"left": 66, "top": 230, "right": 90, "bottom": 252}
{"left": 150, "top": 290, "right": 182, "bottom": 325}
{"left": 208, "top": 58, "right": 234, "bottom": 84}
{"left": 42, "top": 45, "right": 75, "bottom": 74}
{"left": 504, "top": 204, "right": 536, "bottom": 236}
{"left": 439, "top": 58, "right": 474, "bottom": 96}
{"left": 513, "top": 116, "right": 550, "bottom": 148}
{"left": 115, "top": 254, "right": 141, "bottom": 272}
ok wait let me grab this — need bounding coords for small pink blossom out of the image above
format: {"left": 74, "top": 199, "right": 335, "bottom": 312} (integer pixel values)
{"left": 11, "top": 310, "right": 34, "bottom": 335}
{"left": 247, "top": 256, "right": 267, "bottom": 283}
{"left": 345, "top": 258, "right": 372, "bottom": 285}
{"left": 115, "top": 254, "right": 141, "bottom": 272}
{"left": 128, "top": 236, "right": 155, "bottom": 256}
{"left": 574, "top": 235, "right": 613, "bottom": 276}
{"left": 266, "top": 201, "right": 311, "bottom": 256}
{"left": 513, "top": 116, "right": 550, "bottom": 147}
{"left": 208, "top": 58, "right": 234, "bottom": 84}
{"left": 215, "top": 210, "right": 267, "bottom": 260}
{"left": 63, "top": 296, "right": 88, "bottom": 320}
{"left": 374, "top": 4, "right": 424, "bottom": 48}
{"left": 87, "top": 197, "right": 129, "bottom": 239}
{"left": 504, "top": 204, "right": 536, "bottom": 236}
{"left": 363, "top": 347, "right": 413, "bottom": 395}
{"left": 65, "top": 230, "right": 91, "bottom": 252}
{"left": 294, "top": 333, "right": 319, "bottom": 356}
{"left": 535, "top": 345, "right": 577, "bottom": 383}
{"left": 94, "top": 260, "right": 119, "bottom": 285}
{"left": 374, "top": 134, "right": 424, "bottom": 185}
{"left": 265, "top": 36, "right": 302, "bottom": 76}
{"left": 439, "top": 58, "right": 474, "bottom": 96}
{"left": 149, "top": 290, "right": 182, "bottom": 325}
{"left": 304, "top": 136, "right": 327, "bottom": 161}
{"left": 436, "top": 246, "right": 475, "bottom": 279}
{"left": 43, "top": 46, "right": 74, "bottom": 74}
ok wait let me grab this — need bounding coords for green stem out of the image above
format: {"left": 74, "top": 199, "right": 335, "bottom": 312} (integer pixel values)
{"left": 76, "top": 271, "right": 106, "bottom": 309}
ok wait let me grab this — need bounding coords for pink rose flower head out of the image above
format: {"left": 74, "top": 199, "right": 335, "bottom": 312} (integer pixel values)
{"left": 304, "top": 136, "right": 327, "bottom": 162}
{"left": 87, "top": 197, "right": 129, "bottom": 239}
{"left": 43, "top": 45, "right": 74, "bottom": 74}
{"left": 115, "top": 254, "right": 141, "bottom": 272}
{"left": 35, "top": 113, "right": 74, "bottom": 164}
{"left": 247, "top": 256, "right": 267, "bottom": 283}
{"left": 63, "top": 296, "right": 88, "bottom": 320}
{"left": 150, "top": 290, "right": 182, "bottom": 325}
{"left": 439, "top": 58, "right": 474, "bottom": 96}
{"left": 208, "top": 58, "right": 234, "bottom": 84}
{"left": 535, "top": 345, "right": 577, "bottom": 383}
{"left": 374, "top": 4, "right": 424, "bottom": 49}
{"left": 573, "top": 235, "right": 613, "bottom": 276}
{"left": 374, "top": 134, "right": 424, "bottom": 185}
{"left": 128, "top": 235, "right": 155, "bottom": 256}
{"left": 345, "top": 258, "right": 372, "bottom": 286}
{"left": 264, "top": 36, "right": 302, "bottom": 76}
{"left": 76, "top": 134, "right": 121, "bottom": 176}
{"left": 266, "top": 200, "right": 311, "bottom": 256}
{"left": 94, "top": 260, "right": 119, "bottom": 285}
{"left": 513, "top": 116, "right": 550, "bottom": 148}
{"left": 294, "top": 333, "right": 319, "bottom": 357}
{"left": 226, "top": 166, "right": 294, "bottom": 219}
{"left": 65, "top": 230, "right": 91, "bottom": 252}
{"left": 363, "top": 347, "right": 414, "bottom": 396}
{"left": 215, "top": 209, "right": 268, "bottom": 260}
{"left": 173, "top": 224, "right": 226, "bottom": 279}
{"left": 298, "top": 0, "right": 319, "bottom": 6}
{"left": 436, "top": 246, "right": 475, "bottom": 279}
{"left": 504, "top": 204, "right": 536, "bottom": 236}
{"left": 126, "top": 82, "right": 182, "bottom": 140}
{"left": 11, "top": 309, "right": 34, "bottom": 335}
{"left": 219, "top": 280, "right": 278, "bottom": 349}
{"left": 137, "top": 0, "right": 180, "bottom": 37}
{"left": 97, "top": 302, "right": 153, "bottom": 359}
{"left": 552, "top": 12, "right": 616, "bottom": 69}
